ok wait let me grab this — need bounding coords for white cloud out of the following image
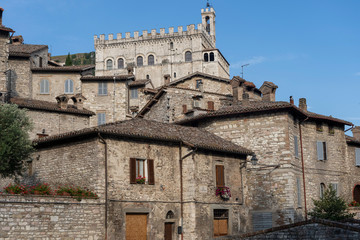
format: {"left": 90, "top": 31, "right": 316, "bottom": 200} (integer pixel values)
{"left": 231, "top": 56, "right": 266, "bottom": 69}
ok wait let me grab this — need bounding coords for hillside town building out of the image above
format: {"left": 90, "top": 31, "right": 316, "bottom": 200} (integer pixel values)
{"left": 0, "top": 4, "right": 360, "bottom": 240}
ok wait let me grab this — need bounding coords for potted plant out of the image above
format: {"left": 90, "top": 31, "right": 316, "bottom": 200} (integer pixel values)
{"left": 215, "top": 186, "right": 231, "bottom": 200}
{"left": 136, "top": 176, "right": 146, "bottom": 184}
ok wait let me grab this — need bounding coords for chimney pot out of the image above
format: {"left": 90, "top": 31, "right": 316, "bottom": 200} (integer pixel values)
{"left": 0, "top": 8, "right": 4, "bottom": 26}
{"left": 299, "top": 98, "right": 307, "bottom": 111}
{"left": 290, "top": 96, "right": 294, "bottom": 105}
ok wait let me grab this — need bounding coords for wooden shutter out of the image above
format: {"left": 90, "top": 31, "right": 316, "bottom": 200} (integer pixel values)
{"left": 356, "top": 148, "right": 360, "bottom": 166}
{"left": 294, "top": 136, "right": 299, "bottom": 158}
{"left": 130, "top": 158, "right": 136, "bottom": 184}
{"left": 216, "top": 165, "right": 224, "bottom": 187}
{"left": 317, "top": 141, "right": 324, "bottom": 160}
{"left": 148, "top": 159, "right": 155, "bottom": 185}
{"left": 208, "top": 101, "right": 214, "bottom": 110}
{"left": 182, "top": 105, "right": 187, "bottom": 114}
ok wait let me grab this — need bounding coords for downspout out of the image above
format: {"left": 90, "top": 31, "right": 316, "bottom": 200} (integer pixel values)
{"left": 98, "top": 133, "right": 108, "bottom": 240}
{"left": 299, "top": 117, "right": 308, "bottom": 220}
{"left": 179, "top": 141, "right": 197, "bottom": 240}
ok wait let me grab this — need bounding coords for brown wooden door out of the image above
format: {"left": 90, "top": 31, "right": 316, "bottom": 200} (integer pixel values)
{"left": 213, "top": 219, "right": 228, "bottom": 237}
{"left": 164, "top": 223, "right": 173, "bottom": 240}
{"left": 126, "top": 214, "right": 147, "bottom": 240}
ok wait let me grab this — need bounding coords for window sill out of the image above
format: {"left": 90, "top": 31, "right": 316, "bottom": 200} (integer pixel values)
{"left": 39, "top": 93, "right": 50, "bottom": 95}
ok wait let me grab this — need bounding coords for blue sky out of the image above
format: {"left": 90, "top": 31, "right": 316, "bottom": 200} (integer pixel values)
{"left": 2, "top": 0, "right": 360, "bottom": 127}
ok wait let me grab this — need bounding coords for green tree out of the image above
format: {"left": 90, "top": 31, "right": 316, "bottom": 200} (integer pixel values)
{"left": 65, "top": 52, "right": 73, "bottom": 66}
{"left": 309, "top": 185, "right": 355, "bottom": 221}
{"left": 0, "top": 104, "right": 34, "bottom": 178}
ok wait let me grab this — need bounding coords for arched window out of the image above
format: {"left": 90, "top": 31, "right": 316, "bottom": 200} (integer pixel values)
{"left": 166, "top": 211, "right": 175, "bottom": 219}
{"left": 64, "top": 79, "right": 74, "bottom": 94}
{"left": 204, "top": 53, "right": 209, "bottom": 62}
{"left": 205, "top": 16, "right": 210, "bottom": 34}
{"left": 354, "top": 185, "right": 360, "bottom": 203}
{"left": 185, "top": 51, "right": 192, "bottom": 62}
{"left": 118, "top": 58, "right": 124, "bottom": 69}
{"left": 210, "top": 52, "right": 215, "bottom": 61}
{"left": 146, "top": 75, "right": 150, "bottom": 79}
{"left": 174, "top": 72, "right": 177, "bottom": 78}
{"left": 40, "top": 79, "right": 49, "bottom": 94}
{"left": 320, "top": 183, "right": 326, "bottom": 198}
{"left": 148, "top": 55, "right": 154, "bottom": 66}
{"left": 106, "top": 59, "right": 113, "bottom": 70}
{"left": 137, "top": 56, "right": 143, "bottom": 67}
{"left": 170, "top": 42, "right": 174, "bottom": 50}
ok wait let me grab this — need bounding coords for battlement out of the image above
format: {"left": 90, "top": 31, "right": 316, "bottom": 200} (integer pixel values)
{"left": 201, "top": 7, "right": 215, "bottom": 13}
{"left": 94, "top": 23, "right": 211, "bottom": 45}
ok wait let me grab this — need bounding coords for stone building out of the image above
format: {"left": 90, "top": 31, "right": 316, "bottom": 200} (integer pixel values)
{"left": 94, "top": 7, "right": 230, "bottom": 88}
{"left": 32, "top": 118, "right": 253, "bottom": 239}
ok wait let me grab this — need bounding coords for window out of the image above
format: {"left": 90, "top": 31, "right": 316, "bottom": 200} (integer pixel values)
{"left": 294, "top": 136, "right": 299, "bottom": 158}
{"left": 106, "top": 59, "right": 113, "bottom": 70}
{"left": 296, "top": 177, "right": 302, "bottom": 207}
{"left": 170, "top": 42, "right": 174, "bottom": 50}
{"left": 204, "top": 53, "right": 209, "bottom": 62}
{"left": 129, "top": 158, "right": 155, "bottom": 185}
{"left": 97, "top": 113, "right": 106, "bottom": 126}
{"left": 215, "top": 165, "right": 225, "bottom": 187}
{"left": 317, "top": 141, "right": 327, "bottom": 160}
{"left": 196, "top": 79, "right": 203, "bottom": 89}
{"left": 208, "top": 101, "right": 214, "bottom": 110}
{"left": 182, "top": 105, "right": 187, "bottom": 114}
{"left": 320, "top": 183, "right": 326, "bottom": 198}
{"left": 328, "top": 125, "right": 335, "bottom": 135}
{"left": 148, "top": 55, "right": 154, "bottom": 65}
{"left": 252, "top": 212, "right": 272, "bottom": 231}
{"left": 130, "top": 89, "right": 138, "bottom": 99}
{"left": 39, "top": 57, "right": 43, "bottom": 67}
{"left": 166, "top": 211, "right": 175, "bottom": 219}
{"left": 193, "top": 99, "right": 200, "bottom": 108}
{"left": 118, "top": 58, "right": 124, "bottom": 69}
{"left": 146, "top": 74, "right": 150, "bottom": 79}
{"left": 137, "top": 56, "right": 143, "bottom": 66}
{"left": 354, "top": 185, "right": 360, "bottom": 202}
{"left": 185, "top": 51, "right": 192, "bottom": 62}
{"left": 98, "top": 82, "right": 108, "bottom": 95}
{"left": 330, "top": 183, "right": 338, "bottom": 196}
{"left": 356, "top": 148, "right": 360, "bottom": 166}
{"left": 64, "top": 79, "right": 74, "bottom": 94}
{"left": 174, "top": 72, "right": 177, "bottom": 78}
{"left": 213, "top": 209, "right": 228, "bottom": 237}
{"left": 210, "top": 52, "right": 215, "bottom": 61}
{"left": 40, "top": 79, "right": 49, "bottom": 94}
{"left": 316, "top": 123, "right": 323, "bottom": 132}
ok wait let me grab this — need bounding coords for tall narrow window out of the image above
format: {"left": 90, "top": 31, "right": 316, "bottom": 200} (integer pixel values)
{"left": 98, "top": 82, "right": 108, "bottom": 95}
{"left": 97, "top": 113, "right": 106, "bottom": 126}
{"left": 64, "top": 79, "right": 74, "bottom": 94}
{"left": 118, "top": 58, "right": 124, "bottom": 69}
{"left": 196, "top": 79, "right": 203, "bottom": 89}
{"left": 148, "top": 55, "right": 154, "bottom": 65}
{"left": 170, "top": 42, "right": 174, "bottom": 50}
{"left": 185, "top": 51, "right": 192, "bottom": 62}
{"left": 39, "top": 57, "right": 43, "bottom": 67}
{"left": 106, "top": 59, "right": 113, "bottom": 70}
{"left": 210, "top": 52, "right": 215, "bottom": 61}
{"left": 40, "top": 79, "right": 49, "bottom": 94}
{"left": 204, "top": 53, "right": 209, "bottom": 62}
{"left": 296, "top": 177, "right": 302, "bottom": 207}
{"left": 129, "top": 158, "right": 155, "bottom": 185}
{"left": 356, "top": 148, "right": 360, "bottom": 166}
{"left": 137, "top": 56, "right": 143, "bottom": 66}
{"left": 146, "top": 74, "right": 150, "bottom": 79}
{"left": 330, "top": 183, "right": 339, "bottom": 196}
{"left": 130, "top": 89, "right": 138, "bottom": 99}
{"left": 215, "top": 165, "right": 225, "bottom": 187}
{"left": 354, "top": 185, "right": 360, "bottom": 202}
{"left": 174, "top": 72, "right": 177, "bottom": 78}
{"left": 208, "top": 101, "right": 214, "bottom": 110}
{"left": 317, "top": 141, "right": 327, "bottom": 160}
{"left": 294, "top": 136, "right": 299, "bottom": 158}
{"left": 320, "top": 183, "right": 326, "bottom": 198}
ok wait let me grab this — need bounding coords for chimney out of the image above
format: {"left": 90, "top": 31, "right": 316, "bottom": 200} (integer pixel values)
{"left": 231, "top": 76, "right": 245, "bottom": 103}
{"left": 56, "top": 94, "right": 69, "bottom": 110}
{"left": 299, "top": 98, "right": 307, "bottom": 111}
{"left": 290, "top": 96, "right": 294, "bottom": 105}
{"left": 260, "top": 81, "right": 278, "bottom": 102}
{"left": 164, "top": 74, "right": 171, "bottom": 85}
{"left": 352, "top": 127, "right": 360, "bottom": 140}
{"left": 71, "top": 94, "right": 86, "bottom": 110}
{"left": 0, "top": 8, "right": 3, "bottom": 26}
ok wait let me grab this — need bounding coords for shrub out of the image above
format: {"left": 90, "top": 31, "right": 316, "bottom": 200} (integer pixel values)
{"left": 55, "top": 185, "right": 98, "bottom": 201}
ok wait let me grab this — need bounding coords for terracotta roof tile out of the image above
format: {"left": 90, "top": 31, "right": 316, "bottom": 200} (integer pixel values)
{"left": 10, "top": 98, "right": 95, "bottom": 116}
{"left": 0, "top": 26, "right": 14, "bottom": 32}
{"left": 34, "top": 118, "right": 252, "bottom": 156}
{"left": 168, "top": 72, "right": 230, "bottom": 86}
{"left": 244, "top": 81, "right": 256, "bottom": 88}
{"left": 32, "top": 65, "right": 95, "bottom": 73}
{"left": 128, "top": 79, "right": 150, "bottom": 87}
{"left": 9, "top": 44, "right": 48, "bottom": 55}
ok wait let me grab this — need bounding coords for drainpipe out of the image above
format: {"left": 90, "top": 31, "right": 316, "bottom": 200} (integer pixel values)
{"left": 98, "top": 133, "right": 108, "bottom": 240}
{"left": 179, "top": 142, "right": 197, "bottom": 240}
{"left": 299, "top": 117, "right": 308, "bottom": 220}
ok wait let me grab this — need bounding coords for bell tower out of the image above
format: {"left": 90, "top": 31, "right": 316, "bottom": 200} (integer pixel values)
{"left": 201, "top": 2, "right": 216, "bottom": 46}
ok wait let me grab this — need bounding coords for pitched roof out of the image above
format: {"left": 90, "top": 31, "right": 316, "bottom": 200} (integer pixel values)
{"left": 10, "top": 97, "right": 95, "bottom": 116}
{"left": 9, "top": 44, "right": 48, "bottom": 57}
{"left": 128, "top": 79, "right": 150, "bottom": 87}
{"left": 80, "top": 75, "right": 134, "bottom": 81}
{"left": 0, "top": 26, "right": 14, "bottom": 33}
{"left": 167, "top": 72, "right": 230, "bottom": 86}
{"left": 176, "top": 100, "right": 352, "bottom": 126}
{"left": 34, "top": 118, "right": 252, "bottom": 156}
{"left": 32, "top": 65, "right": 95, "bottom": 73}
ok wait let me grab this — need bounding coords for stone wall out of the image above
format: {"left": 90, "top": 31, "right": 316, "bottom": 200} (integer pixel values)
{"left": 0, "top": 32, "right": 9, "bottom": 98}
{"left": 26, "top": 109, "right": 91, "bottom": 139}
{"left": 345, "top": 142, "right": 360, "bottom": 204}
{"left": 8, "top": 58, "right": 32, "bottom": 98}
{"left": 0, "top": 194, "right": 104, "bottom": 239}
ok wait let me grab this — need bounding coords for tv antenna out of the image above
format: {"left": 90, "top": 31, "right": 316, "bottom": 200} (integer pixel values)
{"left": 241, "top": 64, "right": 250, "bottom": 79}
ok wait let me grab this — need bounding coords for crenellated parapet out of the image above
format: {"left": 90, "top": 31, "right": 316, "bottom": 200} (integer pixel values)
{"left": 94, "top": 23, "right": 211, "bottom": 45}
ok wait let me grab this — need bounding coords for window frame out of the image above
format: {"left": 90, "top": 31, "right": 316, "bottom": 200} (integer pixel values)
{"left": 317, "top": 141, "right": 327, "bottom": 161}
{"left": 185, "top": 51, "right": 192, "bottom": 62}
{"left": 117, "top": 58, "right": 124, "bottom": 69}
{"left": 130, "top": 89, "right": 138, "bottom": 99}
{"left": 97, "top": 112, "right": 106, "bottom": 126}
{"left": 210, "top": 52, "right": 215, "bottom": 61}
{"left": 64, "top": 79, "right": 74, "bottom": 94}
{"left": 98, "top": 82, "right": 108, "bottom": 95}
{"left": 356, "top": 148, "right": 360, "bottom": 167}
{"left": 320, "top": 183, "right": 326, "bottom": 198}
{"left": 196, "top": 79, "right": 203, "bottom": 89}
{"left": 215, "top": 165, "right": 225, "bottom": 188}
{"left": 40, "top": 79, "right": 49, "bottom": 94}
{"left": 204, "top": 53, "right": 209, "bottom": 62}
{"left": 148, "top": 55, "right": 155, "bottom": 66}
{"left": 130, "top": 158, "right": 155, "bottom": 185}
{"left": 296, "top": 177, "right": 302, "bottom": 207}
{"left": 137, "top": 56, "right": 143, "bottom": 67}
{"left": 106, "top": 59, "right": 113, "bottom": 70}
{"left": 330, "top": 182, "right": 339, "bottom": 197}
